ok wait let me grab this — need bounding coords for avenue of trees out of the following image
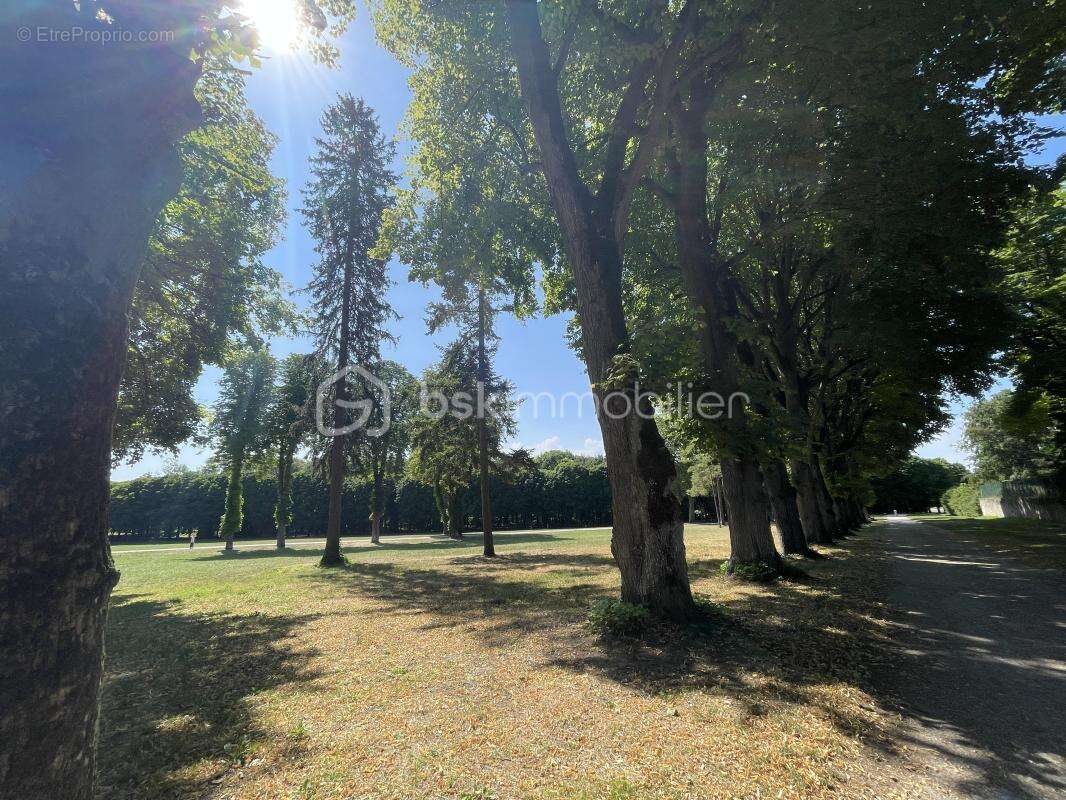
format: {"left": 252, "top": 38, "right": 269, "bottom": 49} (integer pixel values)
{"left": 1, "top": 1, "right": 1062, "bottom": 797}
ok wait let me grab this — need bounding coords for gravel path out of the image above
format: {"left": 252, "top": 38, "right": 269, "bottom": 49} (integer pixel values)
{"left": 874, "top": 516, "right": 1066, "bottom": 799}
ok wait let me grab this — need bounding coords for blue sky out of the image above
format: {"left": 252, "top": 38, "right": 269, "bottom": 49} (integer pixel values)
{"left": 111, "top": 13, "right": 1063, "bottom": 480}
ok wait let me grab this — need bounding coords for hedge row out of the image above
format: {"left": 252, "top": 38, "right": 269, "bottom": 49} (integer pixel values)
{"left": 109, "top": 453, "right": 614, "bottom": 540}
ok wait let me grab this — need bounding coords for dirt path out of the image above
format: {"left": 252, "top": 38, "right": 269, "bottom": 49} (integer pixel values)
{"left": 873, "top": 517, "right": 1066, "bottom": 799}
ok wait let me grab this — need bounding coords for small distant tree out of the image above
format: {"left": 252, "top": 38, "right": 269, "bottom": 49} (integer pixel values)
{"left": 210, "top": 347, "right": 276, "bottom": 550}
{"left": 302, "top": 94, "right": 397, "bottom": 566}
{"left": 407, "top": 343, "right": 520, "bottom": 546}
{"left": 267, "top": 354, "right": 324, "bottom": 549}
{"left": 348, "top": 360, "right": 418, "bottom": 543}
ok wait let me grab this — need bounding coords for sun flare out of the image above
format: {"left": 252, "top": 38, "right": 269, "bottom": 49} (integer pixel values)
{"left": 239, "top": 0, "right": 302, "bottom": 53}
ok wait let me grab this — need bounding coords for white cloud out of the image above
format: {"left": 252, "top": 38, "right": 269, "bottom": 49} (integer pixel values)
{"left": 528, "top": 435, "right": 561, "bottom": 454}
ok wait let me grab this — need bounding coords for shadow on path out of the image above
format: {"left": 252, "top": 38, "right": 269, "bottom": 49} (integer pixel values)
{"left": 871, "top": 517, "right": 1066, "bottom": 800}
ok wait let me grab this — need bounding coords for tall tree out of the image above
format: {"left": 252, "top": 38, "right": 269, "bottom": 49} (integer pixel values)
{"left": 302, "top": 95, "right": 397, "bottom": 566}
{"left": 963, "top": 390, "right": 1059, "bottom": 482}
{"left": 407, "top": 342, "right": 522, "bottom": 544}
{"left": 210, "top": 348, "right": 276, "bottom": 550}
{"left": 375, "top": 0, "right": 760, "bottom": 616}
{"left": 0, "top": 4, "right": 353, "bottom": 794}
{"left": 997, "top": 170, "right": 1066, "bottom": 482}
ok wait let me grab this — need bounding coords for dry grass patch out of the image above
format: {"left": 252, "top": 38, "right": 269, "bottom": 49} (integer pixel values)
{"left": 99, "top": 524, "right": 936, "bottom": 799}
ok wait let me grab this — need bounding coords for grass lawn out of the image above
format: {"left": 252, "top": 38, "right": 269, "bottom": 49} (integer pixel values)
{"left": 908, "top": 514, "right": 1066, "bottom": 570}
{"left": 100, "top": 524, "right": 928, "bottom": 800}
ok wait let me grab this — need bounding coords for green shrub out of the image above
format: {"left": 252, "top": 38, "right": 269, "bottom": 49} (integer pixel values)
{"left": 586, "top": 598, "right": 650, "bottom": 637}
{"left": 942, "top": 480, "right": 982, "bottom": 516}
{"left": 718, "top": 559, "right": 778, "bottom": 582}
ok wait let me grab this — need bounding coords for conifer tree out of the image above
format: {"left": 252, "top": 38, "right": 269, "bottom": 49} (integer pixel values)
{"left": 302, "top": 95, "right": 397, "bottom": 566}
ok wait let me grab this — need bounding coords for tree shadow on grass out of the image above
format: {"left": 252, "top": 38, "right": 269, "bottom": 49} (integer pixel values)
{"left": 187, "top": 533, "right": 561, "bottom": 561}
{"left": 97, "top": 594, "right": 323, "bottom": 800}
{"left": 307, "top": 535, "right": 1064, "bottom": 798}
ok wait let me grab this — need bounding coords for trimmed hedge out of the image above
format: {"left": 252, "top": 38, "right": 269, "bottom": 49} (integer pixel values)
{"left": 941, "top": 480, "right": 982, "bottom": 517}
{"left": 109, "top": 452, "right": 615, "bottom": 540}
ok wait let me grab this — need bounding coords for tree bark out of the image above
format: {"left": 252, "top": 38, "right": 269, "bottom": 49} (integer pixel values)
{"left": 476, "top": 290, "right": 496, "bottom": 557}
{"left": 322, "top": 239, "right": 355, "bottom": 566}
{"left": 370, "top": 467, "right": 383, "bottom": 544}
{"left": 506, "top": 0, "right": 693, "bottom": 617}
{"left": 720, "top": 457, "right": 781, "bottom": 570}
{"left": 0, "top": 4, "right": 201, "bottom": 797}
{"left": 792, "top": 459, "right": 834, "bottom": 545}
{"left": 762, "top": 459, "right": 812, "bottom": 556}
{"left": 688, "top": 495, "right": 695, "bottom": 523}
{"left": 811, "top": 457, "right": 843, "bottom": 539}
{"left": 447, "top": 490, "right": 462, "bottom": 539}
{"left": 275, "top": 442, "right": 294, "bottom": 549}
{"left": 666, "top": 82, "right": 779, "bottom": 573}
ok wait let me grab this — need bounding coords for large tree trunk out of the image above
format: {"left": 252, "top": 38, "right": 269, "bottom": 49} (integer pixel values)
{"left": 811, "top": 457, "right": 843, "bottom": 539}
{"left": 507, "top": 1, "right": 693, "bottom": 617}
{"left": 275, "top": 442, "right": 294, "bottom": 549}
{"left": 219, "top": 452, "right": 245, "bottom": 551}
{"left": 720, "top": 457, "right": 781, "bottom": 570}
{"left": 447, "top": 490, "right": 462, "bottom": 539}
{"left": 0, "top": 5, "right": 201, "bottom": 797}
{"left": 792, "top": 459, "right": 834, "bottom": 545}
{"left": 763, "top": 459, "right": 811, "bottom": 556}
{"left": 667, "top": 89, "right": 779, "bottom": 573}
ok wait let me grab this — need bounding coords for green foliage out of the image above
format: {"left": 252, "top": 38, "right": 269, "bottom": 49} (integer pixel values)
{"left": 870, "top": 457, "right": 969, "bottom": 513}
{"left": 210, "top": 347, "right": 276, "bottom": 540}
{"left": 406, "top": 334, "right": 524, "bottom": 534}
{"left": 997, "top": 172, "right": 1066, "bottom": 480}
{"left": 963, "top": 389, "right": 1058, "bottom": 481}
{"left": 586, "top": 599, "right": 650, "bottom": 638}
{"left": 109, "top": 455, "right": 614, "bottom": 540}
{"left": 942, "top": 481, "right": 983, "bottom": 517}
{"left": 303, "top": 94, "right": 397, "bottom": 370}
{"left": 720, "top": 560, "right": 778, "bottom": 583}
{"left": 114, "top": 64, "right": 288, "bottom": 463}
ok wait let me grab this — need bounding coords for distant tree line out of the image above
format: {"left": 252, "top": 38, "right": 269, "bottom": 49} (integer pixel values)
{"left": 109, "top": 451, "right": 615, "bottom": 540}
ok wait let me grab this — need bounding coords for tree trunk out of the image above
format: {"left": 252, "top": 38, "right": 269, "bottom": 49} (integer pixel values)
{"left": 0, "top": 5, "right": 201, "bottom": 797}
{"left": 762, "top": 459, "right": 811, "bottom": 556}
{"left": 666, "top": 88, "right": 779, "bottom": 573}
{"left": 688, "top": 495, "right": 695, "bottom": 523}
{"left": 811, "top": 457, "right": 843, "bottom": 539}
{"left": 447, "top": 491, "right": 462, "bottom": 539}
{"left": 792, "top": 459, "right": 833, "bottom": 545}
{"left": 476, "top": 290, "right": 496, "bottom": 557}
{"left": 219, "top": 453, "right": 245, "bottom": 551}
{"left": 275, "top": 442, "right": 294, "bottom": 549}
{"left": 507, "top": 1, "right": 693, "bottom": 617}
{"left": 322, "top": 247, "right": 355, "bottom": 566}
{"left": 370, "top": 467, "right": 383, "bottom": 544}
{"left": 720, "top": 457, "right": 781, "bottom": 570}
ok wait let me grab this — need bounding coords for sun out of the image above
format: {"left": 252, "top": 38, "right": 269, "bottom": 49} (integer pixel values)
{"left": 239, "top": 0, "right": 302, "bottom": 53}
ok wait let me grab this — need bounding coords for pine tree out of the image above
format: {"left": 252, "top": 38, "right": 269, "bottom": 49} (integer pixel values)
{"left": 302, "top": 94, "right": 397, "bottom": 566}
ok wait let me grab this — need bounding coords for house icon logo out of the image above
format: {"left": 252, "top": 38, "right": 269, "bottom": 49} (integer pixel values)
{"left": 316, "top": 364, "right": 391, "bottom": 438}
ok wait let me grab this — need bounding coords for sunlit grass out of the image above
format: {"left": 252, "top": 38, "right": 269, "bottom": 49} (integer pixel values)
{"left": 100, "top": 523, "right": 928, "bottom": 799}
